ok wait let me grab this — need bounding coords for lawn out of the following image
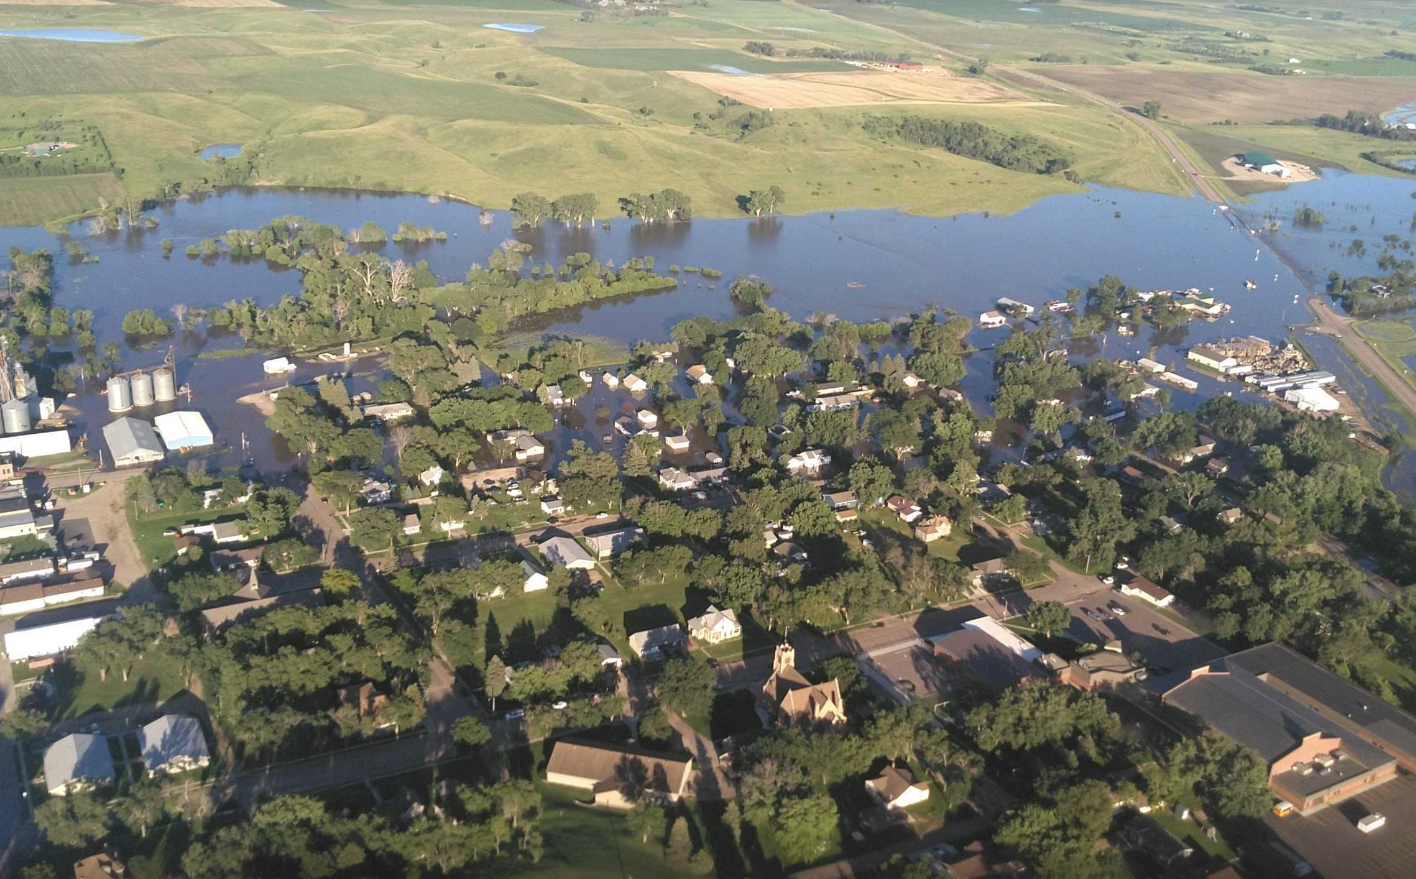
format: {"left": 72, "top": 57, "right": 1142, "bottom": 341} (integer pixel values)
{"left": 1368, "top": 655, "right": 1416, "bottom": 716}
{"left": 533, "top": 782, "right": 713, "bottom": 879}
{"left": 0, "top": 172, "right": 125, "bottom": 227}
{"left": 126, "top": 500, "right": 236, "bottom": 574}
{"left": 45, "top": 654, "right": 189, "bottom": 721}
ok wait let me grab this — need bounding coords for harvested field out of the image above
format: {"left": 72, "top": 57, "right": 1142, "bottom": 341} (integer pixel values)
{"left": 1043, "top": 65, "right": 1416, "bottom": 124}
{"left": 667, "top": 68, "right": 1040, "bottom": 110}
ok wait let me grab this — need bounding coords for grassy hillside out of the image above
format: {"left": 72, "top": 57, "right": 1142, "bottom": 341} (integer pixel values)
{"left": 0, "top": 0, "right": 1410, "bottom": 225}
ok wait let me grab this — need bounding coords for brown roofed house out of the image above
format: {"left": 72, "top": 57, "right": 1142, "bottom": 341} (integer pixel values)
{"left": 74, "top": 854, "right": 128, "bottom": 879}
{"left": 760, "top": 644, "right": 846, "bottom": 726}
{"left": 338, "top": 682, "right": 392, "bottom": 731}
{"left": 914, "top": 515, "right": 952, "bottom": 543}
{"left": 545, "top": 738, "right": 694, "bottom": 808}
{"left": 865, "top": 765, "right": 930, "bottom": 813}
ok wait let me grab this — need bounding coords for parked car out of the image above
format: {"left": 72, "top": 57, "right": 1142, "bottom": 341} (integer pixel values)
{"left": 504, "top": 709, "right": 525, "bottom": 721}
{"left": 1108, "top": 602, "right": 1128, "bottom": 616}
{"left": 1099, "top": 574, "right": 1115, "bottom": 586}
{"left": 551, "top": 701, "right": 568, "bottom": 711}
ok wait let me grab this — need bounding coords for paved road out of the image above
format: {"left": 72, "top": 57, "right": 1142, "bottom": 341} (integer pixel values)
{"left": 1308, "top": 296, "right": 1416, "bottom": 422}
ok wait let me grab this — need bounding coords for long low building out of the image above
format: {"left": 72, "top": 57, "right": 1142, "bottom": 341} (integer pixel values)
{"left": 1163, "top": 657, "right": 1398, "bottom": 815}
{"left": 153, "top": 410, "right": 214, "bottom": 451}
{"left": 0, "top": 428, "right": 71, "bottom": 461}
{"left": 0, "top": 570, "right": 105, "bottom": 616}
{"left": 545, "top": 738, "right": 694, "bottom": 808}
{"left": 3, "top": 614, "right": 107, "bottom": 661}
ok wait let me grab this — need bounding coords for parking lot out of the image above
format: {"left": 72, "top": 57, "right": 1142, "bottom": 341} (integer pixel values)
{"left": 1266, "top": 772, "right": 1416, "bottom": 879}
{"left": 1062, "top": 596, "right": 1226, "bottom": 675}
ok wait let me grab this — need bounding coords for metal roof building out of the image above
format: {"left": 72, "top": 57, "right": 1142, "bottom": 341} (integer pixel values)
{"left": 153, "top": 410, "right": 214, "bottom": 451}
{"left": 138, "top": 714, "right": 211, "bottom": 777}
{"left": 103, "top": 417, "right": 165, "bottom": 467}
{"left": 3, "top": 614, "right": 106, "bottom": 660}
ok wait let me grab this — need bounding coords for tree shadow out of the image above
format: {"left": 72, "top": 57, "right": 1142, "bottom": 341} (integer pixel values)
{"left": 484, "top": 613, "right": 502, "bottom": 665}
{"left": 623, "top": 603, "right": 677, "bottom": 635}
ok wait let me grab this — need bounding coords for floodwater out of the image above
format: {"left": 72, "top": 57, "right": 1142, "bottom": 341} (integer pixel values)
{"left": 0, "top": 29, "right": 143, "bottom": 43}
{"left": 1384, "top": 103, "right": 1416, "bottom": 127}
{"left": 200, "top": 144, "right": 244, "bottom": 161}
{"left": 483, "top": 24, "right": 543, "bottom": 34}
{"left": 0, "top": 173, "right": 1410, "bottom": 487}
{"left": 709, "top": 65, "right": 755, "bottom": 76}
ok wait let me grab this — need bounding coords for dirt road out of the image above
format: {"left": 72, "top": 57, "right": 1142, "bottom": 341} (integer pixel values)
{"left": 1308, "top": 296, "right": 1416, "bottom": 421}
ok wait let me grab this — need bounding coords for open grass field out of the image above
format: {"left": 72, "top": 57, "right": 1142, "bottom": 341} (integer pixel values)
{"left": 668, "top": 67, "right": 1039, "bottom": 110}
{"left": 0, "top": 172, "right": 125, "bottom": 226}
{"left": 0, "top": 0, "right": 1411, "bottom": 225}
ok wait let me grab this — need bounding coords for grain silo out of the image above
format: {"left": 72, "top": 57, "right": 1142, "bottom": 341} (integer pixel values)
{"left": 2, "top": 399, "right": 31, "bottom": 435}
{"left": 106, "top": 375, "right": 132, "bottom": 413}
{"left": 130, "top": 371, "right": 155, "bottom": 407}
{"left": 153, "top": 367, "right": 177, "bottom": 403}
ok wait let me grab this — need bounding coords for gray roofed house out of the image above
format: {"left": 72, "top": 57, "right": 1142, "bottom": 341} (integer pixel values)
{"left": 538, "top": 535, "right": 596, "bottom": 570}
{"left": 199, "top": 586, "right": 322, "bottom": 637}
{"left": 43, "top": 733, "right": 115, "bottom": 796}
{"left": 1163, "top": 658, "right": 1398, "bottom": 814}
{"left": 103, "top": 416, "right": 166, "bottom": 467}
{"left": 584, "top": 526, "right": 645, "bottom": 559}
{"left": 138, "top": 714, "right": 211, "bottom": 777}
{"left": 628, "top": 624, "right": 687, "bottom": 660}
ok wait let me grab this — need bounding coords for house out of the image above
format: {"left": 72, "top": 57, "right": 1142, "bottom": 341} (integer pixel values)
{"left": 687, "top": 605, "right": 741, "bottom": 644}
{"left": 545, "top": 738, "right": 694, "bottom": 808}
{"left": 658, "top": 467, "right": 697, "bottom": 492}
{"left": 969, "top": 557, "right": 1009, "bottom": 588}
{"left": 1159, "top": 515, "right": 1184, "bottom": 535}
{"left": 402, "top": 512, "right": 422, "bottom": 536}
{"left": 1218, "top": 507, "right": 1244, "bottom": 526}
{"left": 1178, "top": 436, "right": 1217, "bottom": 463}
{"left": 153, "top": 411, "right": 214, "bottom": 451}
{"left": 1136, "top": 357, "right": 1166, "bottom": 374}
{"left": 767, "top": 424, "right": 793, "bottom": 441}
{"left": 772, "top": 541, "right": 809, "bottom": 566}
{"left": 1205, "top": 457, "right": 1229, "bottom": 478}
{"left": 540, "top": 496, "right": 566, "bottom": 516}
{"left": 810, "top": 393, "right": 857, "bottom": 413}
{"left": 597, "top": 642, "right": 623, "bottom": 669}
{"left": 785, "top": 448, "right": 830, "bottom": 476}
{"left": 900, "top": 372, "right": 924, "bottom": 390}
{"left": 997, "top": 297, "right": 1034, "bottom": 316}
{"left": 538, "top": 535, "right": 596, "bottom": 570}
{"left": 1163, "top": 654, "right": 1400, "bottom": 815}
{"left": 760, "top": 644, "right": 846, "bottom": 725}
{"left": 821, "top": 490, "right": 858, "bottom": 511}
{"left": 362, "top": 478, "right": 392, "bottom": 504}
{"left": 579, "top": 370, "right": 594, "bottom": 384}
{"left": 622, "top": 373, "right": 648, "bottom": 393}
{"left": 361, "top": 402, "right": 415, "bottom": 423}
{"left": 1121, "top": 816, "right": 1193, "bottom": 869}
{"left": 584, "top": 526, "right": 645, "bottom": 559}
{"left": 0, "top": 572, "right": 107, "bottom": 616}
{"left": 137, "top": 715, "right": 210, "bottom": 777}
{"left": 629, "top": 623, "right": 687, "bottom": 660}
{"left": 636, "top": 409, "right": 658, "bottom": 430}
{"left": 1187, "top": 345, "right": 1239, "bottom": 372}
{"left": 601, "top": 372, "right": 620, "bottom": 389}
{"left": 537, "top": 384, "right": 566, "bottom": 408}
{"left": 520, "top": 559, "right": 549, "bottom": 593}
{"left": 978, "top": 311, "right": 1007, "bottom": 329}
{"left": 211, "top": 521, "right": 249, "bottom": 545}
{"left": 43, "top": 733, "right": 115, "bottom": 796}
{"left": 663, "top": 434, "right": 690, "bottom": 452}
{"left": 914, "top": 515, "right": 952, "bottom": 543}
{"left": 198, "top": 587, "right": 322, "bottom": 637}
{"left": 1118, "top": 575, "right": 1174, "bottom": 607}
{"left": 417, "top": 465, "right": 445, "bottom": 488}
{"left": 337, "top": 682, "right": 393, "bottom": 732}
{"left": 886, "top": 495, "right": 922, "bottom": 523}
{"left": 685, "top": 365, "right": 713, "bottom": 385}
{"left": 835, "top": 508, "right": 858, "bottom": 524}
{"left": 690, "top": 466, "right": 729, "bottom": 485}
{"left": 74, "top": 853, "right": 129, "bottom": 879}
{"left": 1120, "top": 465, "right": 1148, "bottom": 485}
{"left": 865, "top": 766, "right": 931, "bottom": 813}
{"left": 0, "top": 556, "right": 56, "bottom": 586}
{"left": 103, "top": 417, "right": 165, "bottom": 467}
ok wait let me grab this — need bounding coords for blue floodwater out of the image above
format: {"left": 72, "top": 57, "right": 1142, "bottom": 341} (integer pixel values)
{"left": 709, "top": 65, "right": 754, "bottom": 76}
{"left": 1398, "top": 159, "right": 1416, "bottom": 171}
{"left": 484, "top": 23, "right": 543, "bottom": 34}
{"left": 1384, "top": 103, "right": 1416, "bottom": 127}
{"left": 0, "top": 28, "right": 143, "bottom": 43}
{"left": 201, "top": 144, "right": 244, "bottom": 161}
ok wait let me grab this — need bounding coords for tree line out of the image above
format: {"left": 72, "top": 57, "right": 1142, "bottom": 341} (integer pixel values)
{"left": 863, "top": 115, "right": 1072, "bottom": 175}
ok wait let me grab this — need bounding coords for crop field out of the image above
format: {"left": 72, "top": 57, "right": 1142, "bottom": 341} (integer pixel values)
{"left": 1042, "top": 65, "right": 1416, "bottom": 125}
{"left": 668, "top": 67, "right": 1039, "bottom": 110}
{"left": 0, "top": 173, "right": 125, "bottom": 226}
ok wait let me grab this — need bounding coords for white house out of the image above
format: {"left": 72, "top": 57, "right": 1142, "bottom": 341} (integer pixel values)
{"left": 979, "top": 311, "right": 1007, "bottom": 329}
{"left": 138, "top": 715, "right": 210, "bottom": 777}
{"left": 601, "top": 372, "right": 620, "bottom": 389}
{"left": 1118, "top": 576, "right": 1175, "bottom": 608}
{"left": 629, "top": 624, "right": 687, "bottom": 660}
{"left": 538, "top": 384, "right": 566, "bottom": 408}
{"left": 1136, "top": 358, "right": 1166, "bottom": 374}
{"left": 997, "top": 297, "right": 1034, "bottom": 316}
{"left": 785, "top": 448, "right": 830, "bottom": 476}
{"left": 900, "top": 372, "right": 924, "bottom": 390}
{"left": 685, "top": 365, "right": 713, "bottom": 385}
{"left": 585, "top": 526, "right": 645, "bottom": 559}
{"left": 636, "top": 409, "right": 659, "bottom": 430}
{"left": 1187, "top": 346, "right": 1238, "bottom": 373}
{"left": 865, "top": 766, "right": 930, "bottom": 813}
{"left": 419, "top": 465, "right": 445, "bottom": 487}
{"left": 540, "top": 496, "right": 566, "bottom": 516}
{"left": 622, "top": 374, "right": 648, "bottom": 393}
{"left": 211, "top": 521, "right": 249, "bottom": 544}
{"left": 686, "top": 605, "right": 741, "bottom": 644}
{"left": 663, "top": 434, "right": 690, "bottom": 452}
{"left": 658, "top": 468, "right": 698, "bottom": 492}
{"left": 539, "top": 536, "right": 596, "bottom": 570}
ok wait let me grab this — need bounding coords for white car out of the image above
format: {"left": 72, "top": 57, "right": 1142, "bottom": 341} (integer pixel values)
{"left": 1100, "top": 574, "right": 1115, "bottom": 586}
{"left": 1109, "top": 603, "right": 1128, "bottom": 616}
{"left": 551, "top": 701, "right": 568, "bottom": 710}
{"left": 596, "top": 512, "right": 609, "bottom": 519}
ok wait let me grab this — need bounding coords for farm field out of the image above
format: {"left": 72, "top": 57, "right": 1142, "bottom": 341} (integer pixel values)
{"left": 667, "top": 68, "right": 1040, "bottom": 110}
{"left": 0, "top": 173, "right": 125, "bottom": 227}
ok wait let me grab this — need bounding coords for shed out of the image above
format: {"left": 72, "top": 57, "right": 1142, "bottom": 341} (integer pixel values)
{"left": 153, "top": 411, "right": 215, "bottom": 451}
{"left": 103, "top": 417, "right": 165, "bottom": 467}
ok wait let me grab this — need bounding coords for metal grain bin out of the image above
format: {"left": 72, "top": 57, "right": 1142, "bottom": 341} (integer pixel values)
{"left": 153, "top": 367, "right": 176, "bottom": 403}
{"left": 106, "top": 375, "right": 132, "bottom": 413}
{"left": 130, "top": 371, "right": 155, "bottom": 407}
{"left": 2, "top": 399, "right": 31, "bottom": 435}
